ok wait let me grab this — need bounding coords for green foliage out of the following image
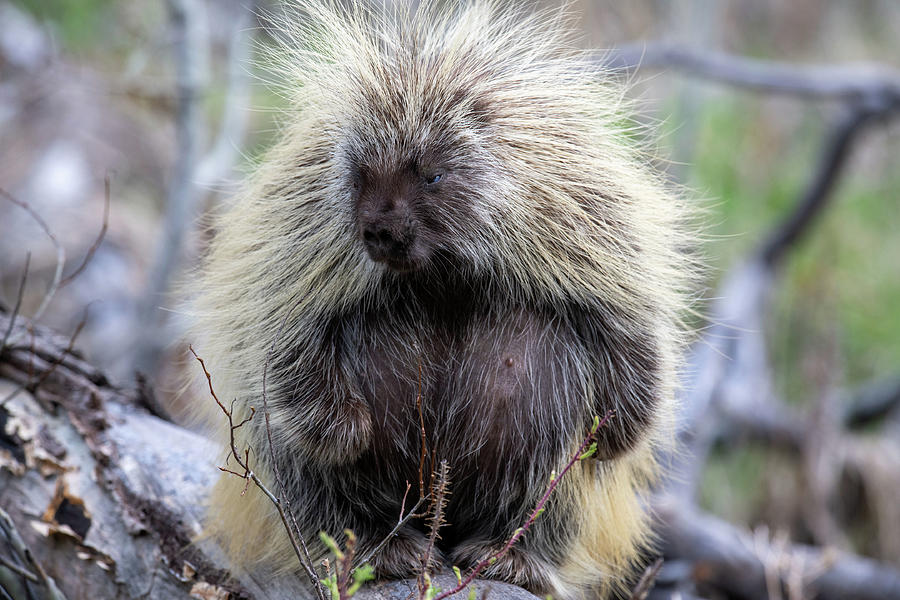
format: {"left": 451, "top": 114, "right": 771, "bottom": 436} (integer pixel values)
{"left": 16, "top": 0, "right": 115, "bottom": 50}
{"left": 347, "top": 564, "right": 375, "bottom": 597}
{"left": 578, "top": 442, "right": 598, "bottom": 460}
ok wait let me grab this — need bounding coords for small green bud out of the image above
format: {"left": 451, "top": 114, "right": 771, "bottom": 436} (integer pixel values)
{"left": 578, "top": 442, "right": 598, "bottom": 460}
{"left": 318, "top": 531, "right": 344, "bottom": 560}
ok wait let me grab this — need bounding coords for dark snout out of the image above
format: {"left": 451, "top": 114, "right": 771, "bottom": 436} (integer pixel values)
{"left": 358, "top": 196, "right": 418, "bottom": 269}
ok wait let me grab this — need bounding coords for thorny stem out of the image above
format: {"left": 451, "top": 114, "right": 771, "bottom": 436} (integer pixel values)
{"left": 420, "top": 461, "right": 450, "bottom": 597}
{"left": 432, "top": 411, "right": 614, "bottom": 600}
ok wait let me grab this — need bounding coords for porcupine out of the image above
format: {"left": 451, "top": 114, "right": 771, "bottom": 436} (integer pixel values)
{"left": 189, "top": 1, "right": 693, "bottom": 598}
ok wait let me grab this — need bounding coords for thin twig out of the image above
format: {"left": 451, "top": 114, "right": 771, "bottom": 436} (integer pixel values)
{"left": 417, "top": 360, "right": 426, "bottom": 501}
{"left": 59, "top": 175, "right": 110, "bottom": 288}
{"left": 0, "top": 188, "right": 65, "bottom": 323}
{"left": 356, "top": 495, "right": 428, "bottom": 569}
{"left": 190, "top": 344, "right": 324, "bottom": 600}
{"left": 0, "top": 253, "right": 30, "bottom": 352}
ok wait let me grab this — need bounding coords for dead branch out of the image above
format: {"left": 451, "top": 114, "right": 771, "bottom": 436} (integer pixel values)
{"left": 603, "top": 43, "right": 900, "bottom": 104}
{"left": 58, "top": 175, "right": 110, "bottom": 288}
{"left": 760, "top": 104, "right": 889, "bottom": 267}
{"left": 656, "top": 502, "right": 900, "bottom": 600}
{"left": 669, "top": 69, "right": 900, "bottom": 503}
{"left": 190, "top": 343, "right": 327, "bottom": 600}
{"left": 132, "top": 0, "right": 206, "bottom": 376}
{"left": 0, "top": 253, "right": 29, "bottom": 353}
{"left": 843, "top": 376, "right": 900, "bottom": 428}
{"left": 0, "top": 190, "right": 65, "bottom": 323}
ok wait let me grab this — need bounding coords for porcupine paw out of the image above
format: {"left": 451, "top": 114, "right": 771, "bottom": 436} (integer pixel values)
{"left": 304, "top": 400, "right": 373, "bottom": 465}
{"left": 370, "top": 528, "right": 445, "bottom": 579}
{"left": 451, "top": 541, "right": 558, "bottom": 595}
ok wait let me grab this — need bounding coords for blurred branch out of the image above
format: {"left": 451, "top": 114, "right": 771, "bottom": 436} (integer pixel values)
{"left": 603, "top": 43, "right": 900, "bottom": 104}
{"left": 843, "top": 376, "right": 900, "bottom": 428}
{"left": 132, "top": 0, "right": 207, "bottom": 375}
{"left": 656, "top": 502, "right": 900, "bottom": 600}
{"left": 0, "top": 190, "right": 65, "bottom": 324}
{"left": 58, "top": 175, "right": 110, "bottom": 288}
{"left": 132, "top": 0, "right": 256, "bottom": 377}
{"left": 195, "top": 1, "right": 255, "bottom": 188}
{"left": 760, "top": 104, "right": 888, "bottom": 267}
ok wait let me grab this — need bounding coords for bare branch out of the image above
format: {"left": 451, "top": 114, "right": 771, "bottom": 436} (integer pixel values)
{"left": 0, "top": 188, "right": 65, "bottom": 323}
{"left": 0, "top": 253, "right": 30, "bottom": 352}
{"left": 760, "top": 105, "right": 886, "bottom": 268}
{"left": 656, "top": 502, "right": 900, "bottom": 600}
{"left": 59, "top": 175, "right": 110, "bottom": 288}
{"left": 603, "top": 43, "right": 900, "bottom": 103}
{"left": 189, "top": 344, "right": 326, "bottom": 600}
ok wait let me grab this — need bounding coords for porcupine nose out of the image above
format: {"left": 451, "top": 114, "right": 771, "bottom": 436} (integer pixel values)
{"left": 362, "top": 222, "right": 405, "bottom": 258}
{"left": 359, "top": 199, "right": 413, "bottom": 265}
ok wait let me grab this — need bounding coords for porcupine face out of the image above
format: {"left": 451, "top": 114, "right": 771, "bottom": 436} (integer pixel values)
{"left": 335, "top": 47, "right": 505, "bottom": 276}
{"left": 351, "top": 154, "right": 450, "bottom": 273}
{"left": 346, "top": 121, "right": 498, "bottom": 275}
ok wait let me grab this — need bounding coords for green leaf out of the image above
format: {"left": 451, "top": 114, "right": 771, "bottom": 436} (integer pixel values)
{"left": 578, "top": 442, "right": 598, "bottom": 460}
{"left": 453, "top": 565, "right": 463, "bottom": 584}
{"left": 321, "top": 575, "right": 338, "bottom": 600}
{"left": 347, "top": 564, "right": 376, "bottom": 596}
{"left": 319, "top": 531, "right": 344, "bottom": 560}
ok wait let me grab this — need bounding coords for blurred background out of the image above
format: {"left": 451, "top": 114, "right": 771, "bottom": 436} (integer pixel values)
{"left": 1, "top": 0, "right": 898, "bottom": 594}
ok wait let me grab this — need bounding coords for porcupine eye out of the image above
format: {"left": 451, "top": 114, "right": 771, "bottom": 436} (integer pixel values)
{"left": 425, "top": 173, "right": 443, "bottom": 185}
